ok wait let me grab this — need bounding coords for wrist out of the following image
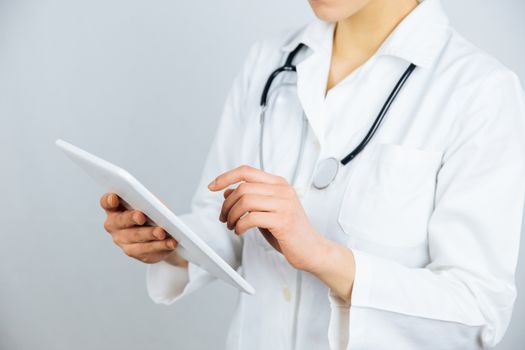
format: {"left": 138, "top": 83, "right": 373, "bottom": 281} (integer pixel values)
{"left": 307, "top": 235, "right": 339, "bottom": 276}
{"left": 309, "top": 236, "right": 356, "bottom": 303}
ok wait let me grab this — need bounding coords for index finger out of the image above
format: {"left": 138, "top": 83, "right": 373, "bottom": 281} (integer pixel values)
{"left": 208, "top": 165, "right": 287, "bottom": 191}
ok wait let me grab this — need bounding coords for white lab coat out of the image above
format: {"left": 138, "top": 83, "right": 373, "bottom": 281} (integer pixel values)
{"left": 147, "top": 0, "right": 525, "bottom": 349}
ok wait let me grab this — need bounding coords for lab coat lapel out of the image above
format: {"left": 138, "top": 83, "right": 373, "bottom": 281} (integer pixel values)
{"left": 296, "top": 49, "right": 329, "bottom": 145}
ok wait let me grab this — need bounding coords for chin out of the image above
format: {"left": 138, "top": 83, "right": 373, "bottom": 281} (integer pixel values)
{"left": 308, "top": 0, "right": 371, "bottom": 22}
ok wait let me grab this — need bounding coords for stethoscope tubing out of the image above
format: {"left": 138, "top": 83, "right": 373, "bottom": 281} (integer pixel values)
{"left": 260, "top": 43, "right": 305, "bottom": 108}
{"left": 259, "top": 43, "right": 417, "bottom": 189}
{"left": 340, "top": 63, "right": 416, "bottom": 165}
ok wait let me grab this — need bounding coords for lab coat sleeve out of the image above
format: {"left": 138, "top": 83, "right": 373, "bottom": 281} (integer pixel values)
{"left": 146, "top": 42, "right": 260, "bottom": 305}
{"left": 328, "top": 69, "right": 525, "bottom": 349}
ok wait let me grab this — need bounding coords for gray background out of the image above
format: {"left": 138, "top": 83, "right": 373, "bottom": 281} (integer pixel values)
{"left": 0, "top": 0, "right": 524, "bottom": 349}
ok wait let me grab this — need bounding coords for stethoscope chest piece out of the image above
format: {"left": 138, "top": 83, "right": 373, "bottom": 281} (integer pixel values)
{"left": 312, "top": 157, "right": 340, "bottom": 190}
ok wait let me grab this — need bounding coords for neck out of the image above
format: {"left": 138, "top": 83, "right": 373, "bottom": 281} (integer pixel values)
{"left": 333, "top": 0, "right": 419, "bottom": 60}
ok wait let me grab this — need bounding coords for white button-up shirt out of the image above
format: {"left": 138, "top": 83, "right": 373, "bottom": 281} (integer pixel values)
{"left": 147, "top": 0, "right": 525, "bottom": 349}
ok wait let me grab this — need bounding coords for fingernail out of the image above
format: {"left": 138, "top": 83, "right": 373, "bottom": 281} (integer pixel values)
{"left": 169, "top": 240, "right": 177, "bottom": 249}
{"left": 208, "top": 178, "right": 217, "bottom": 189}
{"left": 107, "top": 194, "right": 115, "bottom": 207}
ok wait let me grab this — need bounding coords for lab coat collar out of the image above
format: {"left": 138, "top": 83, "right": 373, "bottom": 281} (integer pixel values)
{"left": 281, "top": 0, "right": 450, "bottom": 68}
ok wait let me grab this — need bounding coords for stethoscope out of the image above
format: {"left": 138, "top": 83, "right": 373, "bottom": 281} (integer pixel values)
{"left": 259, "top": 43, "right": 417, "bottom": 190}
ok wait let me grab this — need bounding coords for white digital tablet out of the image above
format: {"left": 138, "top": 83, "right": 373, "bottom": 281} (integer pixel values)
{"left": 56, "top": 139, "right": 255, "bottom": 295}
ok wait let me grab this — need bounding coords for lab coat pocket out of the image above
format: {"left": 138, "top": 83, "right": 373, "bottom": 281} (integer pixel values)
{"left": 337, "top": 143, "right": 443, "bottom": 248}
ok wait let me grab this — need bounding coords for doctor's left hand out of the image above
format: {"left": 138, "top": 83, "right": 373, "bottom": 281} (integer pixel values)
{"left": 208, "top": 165, "right": 328, "bottom": 274}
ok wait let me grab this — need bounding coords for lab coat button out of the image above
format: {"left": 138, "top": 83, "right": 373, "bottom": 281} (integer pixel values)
{"left": 314, "top": 141, "right": 321, "bottom": 151}
{"left": 283, "top": 287, "right": 292, "bottom": 302}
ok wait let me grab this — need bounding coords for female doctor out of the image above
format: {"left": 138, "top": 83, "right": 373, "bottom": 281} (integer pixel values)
{"left": 99, "top": 0, "right": 525, "bottom": 349}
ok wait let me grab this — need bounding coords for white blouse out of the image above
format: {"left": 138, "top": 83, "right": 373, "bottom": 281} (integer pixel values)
{"left": 147, "top": 0, "right": 525, "bottom": 348}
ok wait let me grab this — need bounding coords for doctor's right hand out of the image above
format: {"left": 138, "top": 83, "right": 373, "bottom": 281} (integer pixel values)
{"left": 100, "top": 192, "right": 179, "bottom": 264}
